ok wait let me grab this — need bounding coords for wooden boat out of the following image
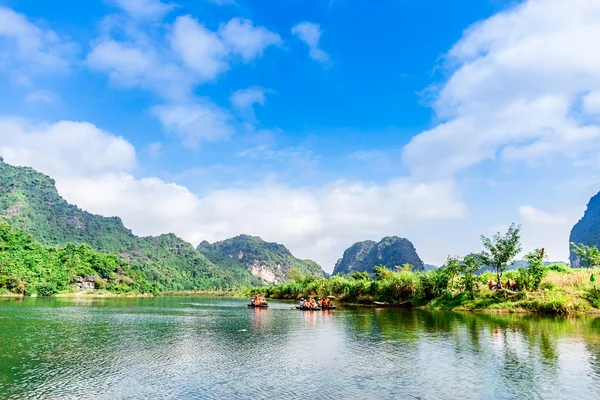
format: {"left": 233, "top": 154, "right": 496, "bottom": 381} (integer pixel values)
{"left": 295, "top": 306, "right": 321, "bottom": 311}
{"left": 248, "top": 294, "right": 268, "bottom": 308}
{"left": 320, "top": 305, "right": 336, "bottom": 310}
{"left": 248, "top": 303, "right": 269, "bottom": 308}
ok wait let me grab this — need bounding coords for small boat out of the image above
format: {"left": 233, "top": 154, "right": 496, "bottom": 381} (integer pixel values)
{"left": 296, "top": 305, "right": 321, "bottom": 311}
{"left": 248, "top": 303, "right": 269, "bottom": 308}
{"left": 248, "top": 294, "right": 268, "bottom": 308}
{"left": 319, "top": 295, "right": 336, "bottom": 310}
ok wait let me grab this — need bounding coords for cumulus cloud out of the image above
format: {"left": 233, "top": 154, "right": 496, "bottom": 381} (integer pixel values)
{"left": 291, "top": 21, "right": 330, "bottom": 64}
{"left": 403, "top": 0, "right": 600, "bottom": 178}
{"left": 0, "top": 117, "right": 465, "bottom": 270}
{"left": 86, "top": 11, "right": 282, "bottom": 145}
{"left": 0, "top": 118, "right": 136, "bottom": 177}
{"left": 0, "top": 6, "right": 75, "bottom": 75}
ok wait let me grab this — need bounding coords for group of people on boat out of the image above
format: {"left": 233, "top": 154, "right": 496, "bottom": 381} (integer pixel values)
{"left": 298, "top": 296, "right": 335, "bottom": 309}
{"left": 249, "top": 294, "right": 268, "bottom": 307}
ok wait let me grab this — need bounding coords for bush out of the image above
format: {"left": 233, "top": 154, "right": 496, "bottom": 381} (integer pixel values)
{"left": 36, "top": 282, "right": 57, "bottom": 296}
{"left": 416, "top": 270, "right": 449, "bottom": 300}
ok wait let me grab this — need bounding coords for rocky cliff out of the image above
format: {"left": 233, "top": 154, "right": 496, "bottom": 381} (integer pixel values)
{"left": 570, "top": 191, "right": 600, "bottom": 267}
{"left": 332, "top": 236, "right": 424, "bottom": 275}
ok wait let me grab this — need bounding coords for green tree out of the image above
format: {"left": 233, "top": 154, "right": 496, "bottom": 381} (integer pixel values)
{"left": 350, "top": 271, "right": 370, "bottom": 281}
{"left": 520, "top": 248, "right": 547, "bottom": 290}
{"left": 460, "top": 255, "right": 480, "bottom": 299}
{"left": 373, "top": 265, "right": 393, "bottom": 280}
{"left": 442, "top": 256, "right": 462, "bottom": 289}
{"left": 477, "top": 223, "right": 522, "bottom": 286}
{"left": 570, "top": 243, "right": 600, "bottom": 268}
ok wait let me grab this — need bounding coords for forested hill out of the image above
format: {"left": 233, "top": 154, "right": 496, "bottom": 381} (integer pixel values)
{"left": 198, "top": 235, "right": 323, "bottom": 284}
{"left": 0, "top": 159, "right": 255, "bottom": 290}
{"left": 333, "top": 236, "right": 424, "bottom": 275}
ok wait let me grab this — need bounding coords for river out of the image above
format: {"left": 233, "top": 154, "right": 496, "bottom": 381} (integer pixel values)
{"left": 0, "top": 296, "right": 599, "bottom": 399}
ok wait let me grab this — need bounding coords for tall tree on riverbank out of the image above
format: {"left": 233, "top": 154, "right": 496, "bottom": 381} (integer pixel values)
{"left": 478, "top": 223, "right": 522, "bottom": 287}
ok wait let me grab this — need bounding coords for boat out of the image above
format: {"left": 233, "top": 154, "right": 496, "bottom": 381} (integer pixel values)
{"left": 295, "top": 305, "right": 321, "bottom": 311}
{"left": 319, "top": 295, "right": 336, "bottom": 310}
{"left": 247, "top": 294, "right": 269, "bottom": 308}
{"left": 296, "top": 297, "right": 320, "bottom": 310}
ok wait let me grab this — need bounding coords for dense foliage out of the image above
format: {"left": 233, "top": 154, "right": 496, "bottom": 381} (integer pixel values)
{"left": 0, "top": 223, "right": 158, "bottom": 295}
{"left": 332, "top": 236, "right": 424, "bottom": 275}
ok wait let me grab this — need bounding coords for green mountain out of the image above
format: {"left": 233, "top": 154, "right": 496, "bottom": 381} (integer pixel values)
{"left": 570, "top": 190, "right": 600, "bottom": 267}
{"left": 0, "top": 158, "right": 253, "bottom": 290}
{"left": 198, "top": 235, "right": 323, "bottom": 284}
{"left": 332, "top": 236, "right": 424, "bottom": 275}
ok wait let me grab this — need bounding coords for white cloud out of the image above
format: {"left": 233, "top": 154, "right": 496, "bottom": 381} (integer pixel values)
{"left": 86, "top": 40, "right": 154, "bottom": 85}
{"left": 0, "top": 118, "right": 136, "bottom": 177}
{"left": 403, "top": 0, "right": 600, "bottom": 178}
{"left": 112, "top": 0, "right": 175, "bottom": 20}
{"left": 219, "top": 18, "right": 281, "bottom": 62}
{"left": 582, "top": 91, "right": 600, "bottom": 116}
{"left": 0, "top": 117, "right": 465, "bottom": 271}
{"left": 0, "top": 7, "right": 75, "bottom": 74}
{"left": 291, "top": 21, "right": 330, "bottom": 64}
{"left": 229, "top": 87, "right": 267, "bottom": 120}
{"left": 86, "top": 12, "right": 281, "bottom": 145}
{"left": 518, "top": 205, "right": 584, "bottom": 261}
{"left": 170, "top": 15, "right": 230, "bottom": 82}
{"left": 25, "top": 90, "right": 57, "bottom": 104}
{"left": 151, "top": 102, "right": 234, "bottom": 149}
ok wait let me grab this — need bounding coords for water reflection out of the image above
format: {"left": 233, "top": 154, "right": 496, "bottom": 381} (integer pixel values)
{"left": 0, "top": 298, "right": 599, "bottom": 399}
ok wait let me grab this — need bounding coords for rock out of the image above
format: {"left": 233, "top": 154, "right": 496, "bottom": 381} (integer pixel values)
{"left": 333, "top": 236, "right": 424, "bottom": 275}
{"left": 570, "top": 190, "right": 600, "bottom": 267}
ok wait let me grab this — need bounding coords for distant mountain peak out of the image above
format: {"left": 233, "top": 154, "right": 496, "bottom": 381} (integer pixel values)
{"left": 197, "top": 234, "right": 323, "bottom": 284}
{"left": 333, "top": 236, "right": 424, "bottom": 275}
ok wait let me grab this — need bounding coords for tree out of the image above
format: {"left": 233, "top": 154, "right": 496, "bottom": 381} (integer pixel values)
{"left": 570, "top": 243, "right": 600, "bottom": 268}
{"left": 442, "top": 256, "right": 462, "bottom": 289}
{"left": 521, "top": 248, "right": 547, "bottom": 290}
{"left": 460, "top": 256, "right": 480, "bottom": 299}
{"left": 478, "top": 223, "right": 522, "bottom": 286}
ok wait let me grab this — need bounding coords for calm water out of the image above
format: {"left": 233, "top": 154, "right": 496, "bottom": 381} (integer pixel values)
{"left": 1, "top": 297, "right": 599, "bottom": 399}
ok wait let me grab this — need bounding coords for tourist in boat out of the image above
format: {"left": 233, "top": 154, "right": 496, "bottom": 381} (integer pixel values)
{"left": 300, "top": 298, "right": 305, "bottom": 307}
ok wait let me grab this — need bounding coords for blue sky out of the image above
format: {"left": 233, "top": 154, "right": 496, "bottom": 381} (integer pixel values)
{"left": 1, "top": 0, "right": 600, "bottom": 272}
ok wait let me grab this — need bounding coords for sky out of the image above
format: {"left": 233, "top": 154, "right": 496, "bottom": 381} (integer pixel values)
{"left": 1, "top": 0, "right": 600, "bottom": 272}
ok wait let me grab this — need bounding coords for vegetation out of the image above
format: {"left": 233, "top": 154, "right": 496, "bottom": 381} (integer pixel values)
{"left": 0, "top": 223, "right": 159, "bottom": 296}
{"left": 477, "top": 223, "right": 522, "bottom": 285}
{"left": 257, "top": 225, "right": 600, "bottom": 315}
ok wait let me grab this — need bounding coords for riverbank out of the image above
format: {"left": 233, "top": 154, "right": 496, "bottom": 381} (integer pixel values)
{"left": 252, "top": 267, "right": 600, "bottom": 315}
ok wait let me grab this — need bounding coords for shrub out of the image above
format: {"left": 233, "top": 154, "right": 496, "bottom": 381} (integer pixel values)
{"left": 36, "top": 282, "right": 57, "bottom": 296}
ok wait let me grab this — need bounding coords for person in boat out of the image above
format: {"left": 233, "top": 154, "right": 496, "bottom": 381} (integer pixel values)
{"left": 300, "top": 298, "right": 305, "bottom": 307}
{"left": 317, "top": 299, "right": 322, "bottom": 307}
